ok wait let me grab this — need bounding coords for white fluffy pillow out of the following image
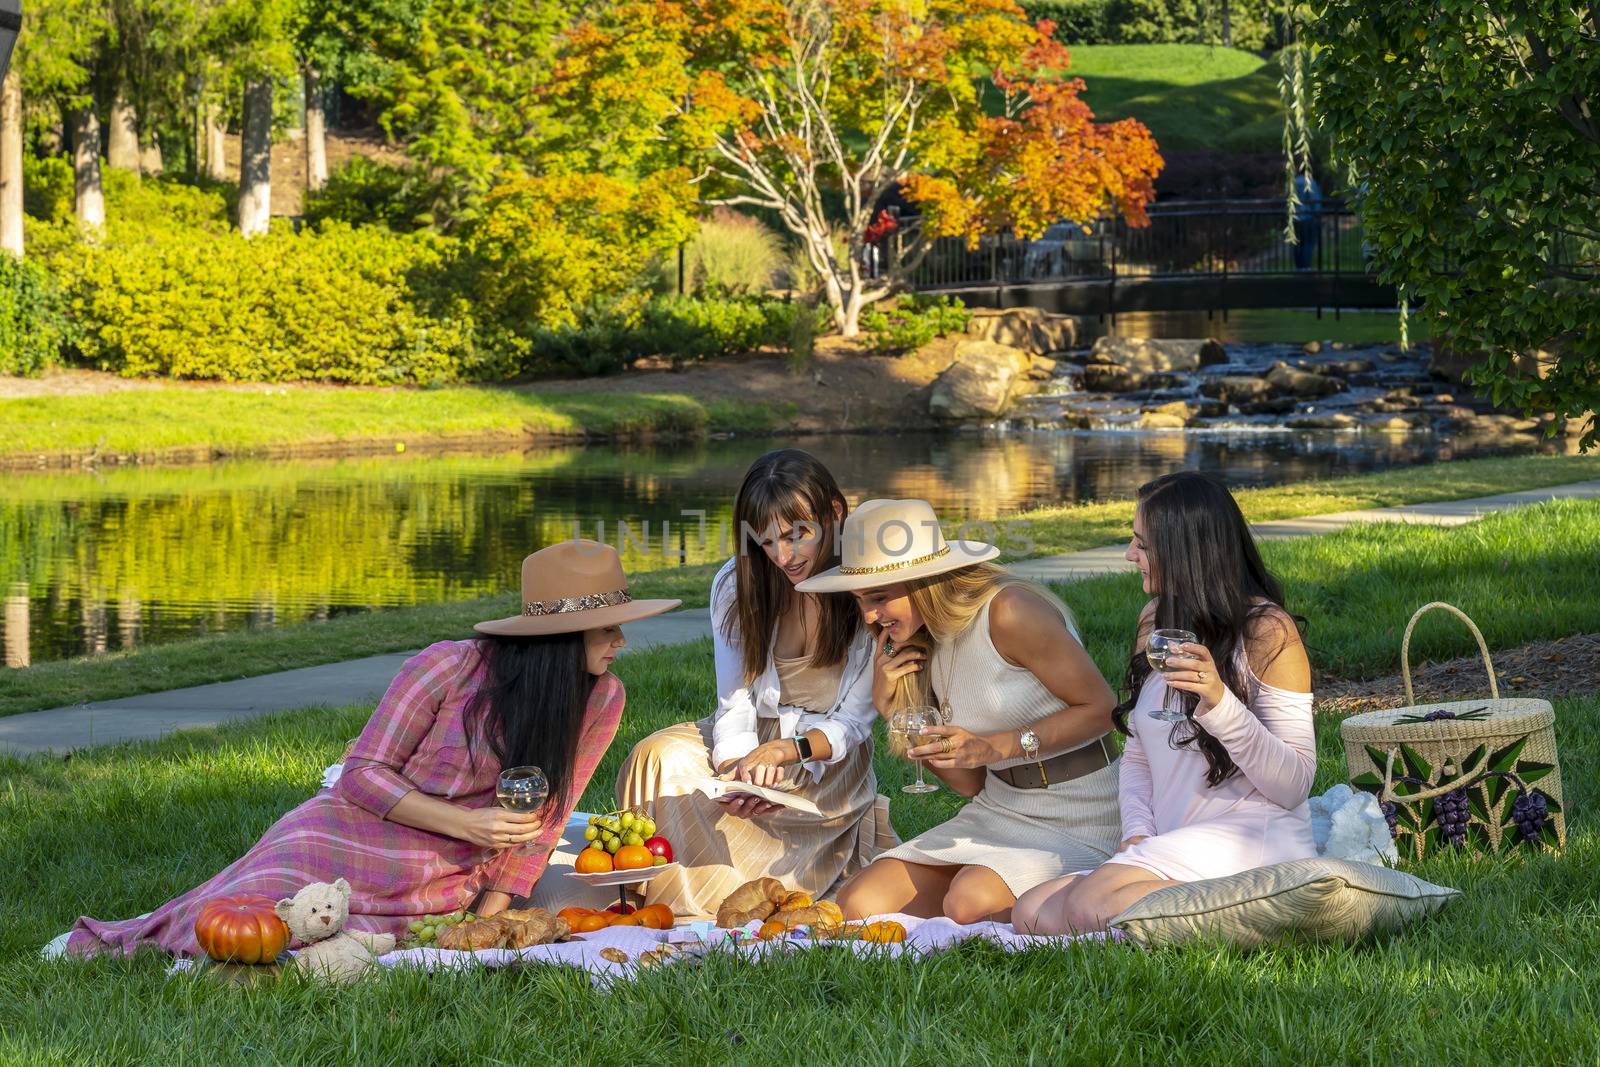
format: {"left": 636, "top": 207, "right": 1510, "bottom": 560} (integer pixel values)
{"left": 1108, "top": 858, "right": 1459, "bottom": 949}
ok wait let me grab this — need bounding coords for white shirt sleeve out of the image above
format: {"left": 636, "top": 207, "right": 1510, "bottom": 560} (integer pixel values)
{"left": 1195, "top": 679, "right": 1316, "bottom": 811}
{"left": 708, "top": 563, "right": 762, "bottom": 768}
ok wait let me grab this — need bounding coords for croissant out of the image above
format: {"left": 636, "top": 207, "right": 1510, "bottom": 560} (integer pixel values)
{"left": 777, "top": 891, "right": 814, "bottom": 912}
{"left": 770, "top": 901, "right": 845, "bottom": 936}
{"left": 503, "top": 913, "right": 565, "bottom": 949}
{"left": 437, "top": 917, "right": 507, "bottom": 951}
{"left": 716, "top": 877, "right": 787, "bottom": 928}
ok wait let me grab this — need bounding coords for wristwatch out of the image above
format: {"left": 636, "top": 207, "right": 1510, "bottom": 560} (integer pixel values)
{"left": 792, "top": 734, "right": 814, "bottom": 763}
{"left": 1019, "top": 729, "right": 1040, "bottom": 760}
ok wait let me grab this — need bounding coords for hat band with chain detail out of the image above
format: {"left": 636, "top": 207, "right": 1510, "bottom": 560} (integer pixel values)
{"left": 523, "top": 589, "right": 634, "bottom": 616}
{"left": 838, "top": 544, "right": 951, "bottom": 576}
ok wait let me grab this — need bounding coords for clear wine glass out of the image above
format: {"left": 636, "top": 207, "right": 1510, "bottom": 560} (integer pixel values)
{"left": 496, "top": 765, "right": 549, "bottom": 852}
{"left": 1147, "top": 628, "right": 1198, "bottom": 723}
{"left": 891, "top": 705, "right": 946, "bottom": 795}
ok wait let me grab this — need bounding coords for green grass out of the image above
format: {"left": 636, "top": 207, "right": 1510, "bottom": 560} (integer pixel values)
{"left": 0, "top": 385, "right": 799, "bottom": 463}
{"left": 1063, "top": 44, "right": 1286, "bottom": 154}
{"left": 1, "top": 638, "right": 1596, "bottom": 1062}
{"left": 3, "top": 453, "right": 1596, "bottom": 719}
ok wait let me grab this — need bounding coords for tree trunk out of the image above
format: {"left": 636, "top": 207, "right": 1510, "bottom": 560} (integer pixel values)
{"left": 140, "top": 136, "right": 163, "bottom": 176}
{"left": 1220, "top": 0, "right": 1232, "bottom": 47}
{"left": 303, "top": 65, "right": 327, "bottom": 193}
{"left": 202, "top": 101, "right": 228, "bottom": 181}
{"left": 237, "top": 79, "right": 273, "bottom": 237}
{"left": 108, "top": 94, "right": 140, "bottom": 171}
{"left": 0, "top": 72, "right": 22, "bottom": 257}
{"left": 70, "top": 106, "right": 106, "bottom": 233}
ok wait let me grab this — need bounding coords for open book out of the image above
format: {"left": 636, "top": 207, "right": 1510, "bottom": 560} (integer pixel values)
{"left": 666, "top": 775, "right": 823, "bottom": 817}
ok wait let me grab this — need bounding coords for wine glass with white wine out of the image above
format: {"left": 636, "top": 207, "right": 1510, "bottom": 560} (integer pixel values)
{"left": 891, "top": 705, "right": 946, "bottom": 795}
{"left": 1146, "top": 628, "right": 1198, "bottom": 723}
{"left": 496, "top": 765, "right": 549, "bottom": 852}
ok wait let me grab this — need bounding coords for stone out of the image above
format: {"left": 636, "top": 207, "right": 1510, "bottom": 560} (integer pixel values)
{"left": 1303, "top": 340, "right": 1323, "bottom": 354}
{"left": 1322, "top": 358, "right": 1376, "bottom": 377}
{"left": 1240, "top": 397, "right": 1299, "bottom": 416}
{"left": 1264, "top": 361, "right": 1345, "bottom": 399}
{"left": 1143, "top": 400, "right": 1196, "bottom": 423}
{"left": 1137, "top": 412, "right": 1188, "bottom": 430}
{"left": 928, "top": 340, "right": 1033, "bottom": 421}
{"left": 1199, "top": 375, "right": 1272, "bottom": 403}
{"left": 1088, "top": 337, "right": 1227, "bottom": 374}
{"left": 966, "top": 307, "right": 1079, "bottom": 355}
{"left": 1195, "top": 400, "right": 1230, "bottom": 418}
{"left": 1140, "top": 372, "right": 1187, "bottom": 391}
{"left": 1286, "top": 413, "right": 1359, "bottom": 430}
{"left": 1030, "top": 355, "right": 1058, "bottom": 374}
{"left": 1081, "top": 363, "right": 1146, "bottom": 393}
{"left": 1435, "top": 393, "right": 1454, "bottom": 404}
{"left": 1364, "top": 414, "right": 1419, "bottom": 432}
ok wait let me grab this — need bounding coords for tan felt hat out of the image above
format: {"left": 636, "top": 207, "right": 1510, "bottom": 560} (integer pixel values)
{"left": 795, "top": 498, "right": 998, "bottom": 594}
{"left": 474, "top": 540, "right": 681, "bottom": 636}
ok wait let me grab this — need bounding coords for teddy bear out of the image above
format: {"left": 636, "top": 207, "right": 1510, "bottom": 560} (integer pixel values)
{"left": 274, "top": 878, "right": 396, "bottom": 983}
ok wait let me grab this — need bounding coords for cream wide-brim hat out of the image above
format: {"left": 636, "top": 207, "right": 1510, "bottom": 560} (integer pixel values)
{"left": 794, "top": 498, "right": 999, "bottom": 594}
{"left": 474, "top": 540, "right": 681, "bottom": 637}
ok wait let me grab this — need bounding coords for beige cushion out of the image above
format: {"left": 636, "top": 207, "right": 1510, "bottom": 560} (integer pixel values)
{"left": 1108, "top": 858, "right": 1459, "bottom": 949}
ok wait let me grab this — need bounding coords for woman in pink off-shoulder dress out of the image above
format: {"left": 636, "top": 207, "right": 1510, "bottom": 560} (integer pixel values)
{"left": 62, "top": 541, "right": 679, "bottom": 958}
{"left": 1014, "top": 471, "right": 1316, "bottom": 935}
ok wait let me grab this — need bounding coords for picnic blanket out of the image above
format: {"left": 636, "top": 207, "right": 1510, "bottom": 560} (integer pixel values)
{"left": 166, "top": 915, "right": 1113, "bottom": 985}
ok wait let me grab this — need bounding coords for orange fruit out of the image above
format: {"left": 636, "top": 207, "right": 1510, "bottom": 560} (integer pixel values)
{"left": 609, "top": 914, "right": 643, "bottom": 927}
{"left": 574, "top": 848, "right": 614, "bottom": 874}
{"left": 634, "top": 904, "right": 674, "bottom": 931}
{"left": 558, "top": 907, "right": 596, "bottom": 925}
{"left": 573, "top": 913, "right": 611, "bottom": 933}
{"left": 613, "top": 845, "right": 653, "bottom": 871}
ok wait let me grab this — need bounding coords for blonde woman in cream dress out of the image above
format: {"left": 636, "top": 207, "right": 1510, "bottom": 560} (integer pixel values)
{"left": 800, "top": 499, "right": 1123, "bottom": 925}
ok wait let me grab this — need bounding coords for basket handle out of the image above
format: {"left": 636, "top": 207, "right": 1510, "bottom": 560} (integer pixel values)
{"left": 1401, "top": 602, "right": 1498, "bottom": 706}
{"left": 1380, "top": 749, "right": 1468, "bottom": 804}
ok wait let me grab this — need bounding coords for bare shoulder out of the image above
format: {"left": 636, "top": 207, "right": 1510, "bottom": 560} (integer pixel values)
{"left": 1246, "top": 603, "right": 1310, "bottom": 691}
{"left": 988, "top": 585, "right": 1073, "bottom": 663}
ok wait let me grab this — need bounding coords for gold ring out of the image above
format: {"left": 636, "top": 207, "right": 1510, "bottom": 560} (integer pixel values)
{"left": 941, "top": 736, "right": 955, "bottom": 754}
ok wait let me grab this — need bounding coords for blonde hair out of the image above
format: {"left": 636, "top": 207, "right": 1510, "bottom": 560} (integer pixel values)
{"left": 884, "top": 562, "right": 1078, "bottom": 717}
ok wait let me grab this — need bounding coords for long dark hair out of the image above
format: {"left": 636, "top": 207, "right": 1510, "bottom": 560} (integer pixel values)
{"left": 723, "top": 448, "right": 861, "bottom": 683}
{"left": 464, "top": 633, "right": 596, "bottom": 809}
{"left": 1112, "top": 471, "right": 1306, "bottom": 787}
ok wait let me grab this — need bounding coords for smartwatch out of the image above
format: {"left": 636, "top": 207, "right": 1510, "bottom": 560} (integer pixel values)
{"left": 792, "top": 734, "right": 814, "bottom": 763}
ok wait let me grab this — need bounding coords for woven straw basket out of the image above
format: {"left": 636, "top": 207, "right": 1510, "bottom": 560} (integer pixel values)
{"left": 1341, "top": 603, "right": 1566, "bottom": 861}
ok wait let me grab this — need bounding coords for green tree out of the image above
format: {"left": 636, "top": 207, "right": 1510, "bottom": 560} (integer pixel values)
{"left": 1306, "top": 0, "right": 1599, "bottom": 447}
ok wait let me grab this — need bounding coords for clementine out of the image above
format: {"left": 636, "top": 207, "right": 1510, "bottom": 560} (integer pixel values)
{"left": 609, "top": 914, "right": 643, "bottom": 927}
{"left": 613, "top": 844, "right": 653, "bottom": 871}
{"left": 573, "top": 913, "right": 612, "bottom": 933}
{"left": 574, "top": 848, "right": 614, "bottom": 874}
{"left": 558, "top": 906, "right": 596, "bottom": 926}
{"left": 634, "top": 904, "right": 674, "bottom": 930}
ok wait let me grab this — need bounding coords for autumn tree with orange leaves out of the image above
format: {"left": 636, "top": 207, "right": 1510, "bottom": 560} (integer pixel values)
{"left": 548, "top": 0, "right": 1164, "bottom": 335}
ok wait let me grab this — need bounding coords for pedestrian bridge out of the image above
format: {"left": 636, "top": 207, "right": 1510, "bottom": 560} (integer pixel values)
{"left": 904, "top": 199, "right": 1397, "bottom": 317}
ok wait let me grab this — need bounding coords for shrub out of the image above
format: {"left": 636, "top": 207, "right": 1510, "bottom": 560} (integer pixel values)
{"left": 303, "top": 158, "right": 441, "bottom": 233}
{"left": 860, "top": 294, "right": 971, "bottom": 353}
{"left": 1021, "top": 0, "right": 1113, "bottom": 43}
{"left": 43, "top": 220, "right": 506, "bottom": 384}
{"left": 684, "top": 209, "right": 784, "bottom": 294}
{"left": 23, "top": 156, "right": 75, "bottom": 223}
{"left": 0, "top": 252, "right": 80, "bottom": 376}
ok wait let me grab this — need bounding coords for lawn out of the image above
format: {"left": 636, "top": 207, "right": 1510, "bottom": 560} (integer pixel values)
{"left": 2, "top": 654, "right": 1595, "bottom": 1062}
{"left": 0, "top": 384, "right": 798, "bottom": 464}
{"left": 3, "top": 452, "right": 1596, "bottom": 718}
{"left": 1061, "top": 44, "right": 1286, "bottom": 154}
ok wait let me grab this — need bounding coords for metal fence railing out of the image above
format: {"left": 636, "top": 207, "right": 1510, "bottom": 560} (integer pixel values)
{"left": 906, "top": 199, "right": 1372, "bottom": 292}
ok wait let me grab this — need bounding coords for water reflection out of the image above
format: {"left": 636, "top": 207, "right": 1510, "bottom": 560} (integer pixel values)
{"left": 0, "top": 430, "right": 1553, "bottom": 665}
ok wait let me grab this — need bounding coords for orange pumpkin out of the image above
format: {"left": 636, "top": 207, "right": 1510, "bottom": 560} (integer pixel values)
{"left": 194, "top": 895, "right": 290, "bottom": 964}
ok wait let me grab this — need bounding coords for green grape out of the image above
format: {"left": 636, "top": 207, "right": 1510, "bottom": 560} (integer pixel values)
{"left": 418, "top": 927, "right": 435, "bottom": 943}
{"left": 587, "top": 815, "right": 599, "bottom": 826}
{"left": 409, "top": 921, "right": 426, "bottom": 933}
{"left": 625, "top": 833, "right": 643, "bottom": 847}
{"left": 653, "top": 856, "right": 668, "bottom": 866}
{"left": 584, "top": 826, "right": 600, "bottom": 841}
{"left": 588, "top": 839, "right": 605, "bottom": 852}
{"left": 620, "top": 812, "right": 636, "bottom": 830}
{"left": 605, "top": 838, "right": 621, "bottom": 854}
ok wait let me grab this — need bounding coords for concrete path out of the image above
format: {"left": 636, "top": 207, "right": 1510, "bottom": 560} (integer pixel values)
{"left": 5, "top": 479, "right": 1596, "bottom": 756}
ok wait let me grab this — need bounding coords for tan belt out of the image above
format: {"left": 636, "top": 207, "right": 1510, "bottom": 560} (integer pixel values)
{"left": 991, "top": 735, "right": 1114, "bottom": 790}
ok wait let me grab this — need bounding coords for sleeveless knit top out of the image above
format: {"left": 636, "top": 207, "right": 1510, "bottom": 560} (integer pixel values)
{"left": 928, "top": 591, "right": 1096, "bottom": 771}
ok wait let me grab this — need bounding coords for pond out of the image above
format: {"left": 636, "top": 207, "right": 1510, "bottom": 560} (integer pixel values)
{"left": 0, "top": 426, "right": 1559, "bottom": 667}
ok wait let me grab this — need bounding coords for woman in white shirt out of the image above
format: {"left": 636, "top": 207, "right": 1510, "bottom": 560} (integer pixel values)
{"left": 615, "top": 449, "right": 895, "bottom": 919}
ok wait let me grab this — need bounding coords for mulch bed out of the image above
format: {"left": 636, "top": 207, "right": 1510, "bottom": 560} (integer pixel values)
{"left": 1315, "top": 632, "right": 1600, "bottom": 714}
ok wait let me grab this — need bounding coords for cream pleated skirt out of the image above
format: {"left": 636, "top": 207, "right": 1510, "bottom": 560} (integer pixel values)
{"left": 615, "top": 716, "right": 897, "bottom": 920}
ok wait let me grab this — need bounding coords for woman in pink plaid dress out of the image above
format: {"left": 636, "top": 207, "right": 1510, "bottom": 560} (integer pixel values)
{"left": 65, "top": 541, "right": 679, "bottom": 958}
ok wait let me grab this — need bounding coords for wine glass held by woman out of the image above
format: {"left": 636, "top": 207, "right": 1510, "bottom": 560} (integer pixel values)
{"left": 799, "top": 499, "right": 1123, "bottom": 926}
{"left": 60, "top": 542, "right": 679, "bottom": 958}
{"left": 1012, "top": 472, "right": 1315, "bottom": 936}
{"left": 614, "top": 449, "right": 891, "bottom": 922}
